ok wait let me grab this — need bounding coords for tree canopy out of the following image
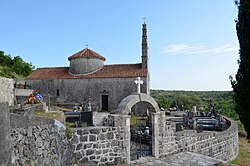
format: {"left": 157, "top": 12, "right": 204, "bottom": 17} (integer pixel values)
{"left": 230, "top": 0, "right": 250, "bottom": 140}
{"left": 0, "top": 50, "right": 34, "bottom": 78}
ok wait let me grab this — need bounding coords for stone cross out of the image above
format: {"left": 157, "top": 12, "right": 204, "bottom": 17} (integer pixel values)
{"left": 134, "top": 77, "right": 143, "bottom": 93}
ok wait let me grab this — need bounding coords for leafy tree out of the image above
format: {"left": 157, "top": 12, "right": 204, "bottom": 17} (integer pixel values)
{"left": 0, "top": 51, "right": 12, "bottom": 66}
{"left": 230, "top": 0, "right": 250, "bottom": 140}
{"left": 0, "top": 50, "right": 34, "bottom": 78}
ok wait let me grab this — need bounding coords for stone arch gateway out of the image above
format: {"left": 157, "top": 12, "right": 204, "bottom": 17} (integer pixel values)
{"left": 116, "top": 93, "right": 160, "bottom": 115}
{"left": 115, "top": 93, "right": 160, "bottom": 163}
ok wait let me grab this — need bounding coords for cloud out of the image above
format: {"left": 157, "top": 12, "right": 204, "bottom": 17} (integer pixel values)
{"left": 163, "top": 43, "right": 238, "bottom": 55}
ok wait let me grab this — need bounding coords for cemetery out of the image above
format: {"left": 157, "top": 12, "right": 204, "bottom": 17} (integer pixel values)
{"left": 0, "top": 75, "right": 239, "bottom": 165}
{"left": 0, "top": 22, "right": 239, "bottom": 165}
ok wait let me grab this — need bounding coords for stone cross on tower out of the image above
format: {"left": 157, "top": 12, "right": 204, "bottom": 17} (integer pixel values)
{"left": 134, "top": 77, "right": 143, "bottom": 93}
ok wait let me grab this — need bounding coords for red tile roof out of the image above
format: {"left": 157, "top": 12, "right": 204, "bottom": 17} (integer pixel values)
{"left": 68, "top": 48, "right": 106, "bottom": 61}
{"left": 26, "top": 64, "right": 148, "bottom": 80}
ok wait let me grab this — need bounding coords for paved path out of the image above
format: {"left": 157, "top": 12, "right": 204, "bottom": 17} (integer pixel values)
{"left": 128, "top": 152, "right": 227, "bottom": 166}
{"left": 75, "top": 152, "right": 237, "bottom": 166}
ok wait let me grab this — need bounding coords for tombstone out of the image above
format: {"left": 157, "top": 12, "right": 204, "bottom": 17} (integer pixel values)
{"left": 81, "top": 96, "right": 93, "bottom": 126}
{"left": 182, "top": 114, "right": 188, "bottom": 128}
{"left": 192, "top": 106, "right": 197, "bottom": 113}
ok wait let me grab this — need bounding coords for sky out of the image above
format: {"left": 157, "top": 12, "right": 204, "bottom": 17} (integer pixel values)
{"left": 0, "top": 0, "right": 239, "bottom": 91}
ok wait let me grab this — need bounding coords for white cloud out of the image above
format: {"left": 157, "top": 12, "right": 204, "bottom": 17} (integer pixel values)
{"left": 163, "top": 43, "right": 238, "bottom": 55}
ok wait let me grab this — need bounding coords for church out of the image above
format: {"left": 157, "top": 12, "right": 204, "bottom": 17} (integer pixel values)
{"left": 26, "top": 23, "right": 149, "bottom": 112}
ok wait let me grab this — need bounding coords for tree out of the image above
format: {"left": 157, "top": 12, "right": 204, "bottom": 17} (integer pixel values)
{"left": 0, "top": 51, "right": 12, "bottom": 66}
{"left": 0, "top": 50, "right": 34, "bottom": 78}
{"left": 230, "top": 0, "right": 250, "bottom": 140}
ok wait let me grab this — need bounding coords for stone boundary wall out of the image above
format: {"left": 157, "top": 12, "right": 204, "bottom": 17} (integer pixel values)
{"left": 11, "top": 124, "right": 71, "bottom": 166}
{"left": 159, "top": 115, "right": 238, "bottom": 163}
{"left": 70, "top": 126, "right": 126, "bottom": 165}
{"left": 0, "top": 77, "right": 14, "bottom": 106}
{"left": 194, "top": 118, "right": 238, "bottom": 161}
{"left": 8, "top": 108, "right": 71, "bottom": 166}
{"left": 10, "top": 113, "right": 54, "bottom": 128}
{"left": 0, "top": 102, "right": 11, "bottom": 166}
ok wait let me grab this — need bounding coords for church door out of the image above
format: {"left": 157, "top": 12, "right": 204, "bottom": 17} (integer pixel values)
{"left": 101, "top": 95, "right": 108, "bottom": 111}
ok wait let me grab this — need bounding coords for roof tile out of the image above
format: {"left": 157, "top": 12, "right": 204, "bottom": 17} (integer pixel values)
{"left": 26, "top": 64, "right": 147, "bottom": 80}
{"left": 68, "top": 48, "right": 106, "bottom": 61}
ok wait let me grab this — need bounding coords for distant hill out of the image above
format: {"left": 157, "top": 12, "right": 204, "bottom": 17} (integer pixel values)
{"left": 0, "top": 50, "right": 34, "bottom": 78}
{"left": 150, "top": 89, "right": 238, "bottom": 120}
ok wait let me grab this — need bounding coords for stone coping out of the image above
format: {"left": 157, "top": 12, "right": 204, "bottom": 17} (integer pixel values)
{"left": 10, "top": 113, "right": 54, "bottom": 128}
{"left": 214, "top": 116, "right": 237, "bottom": 137}
{"left": 70, "top": 126, "right": 117, "bottom": 132}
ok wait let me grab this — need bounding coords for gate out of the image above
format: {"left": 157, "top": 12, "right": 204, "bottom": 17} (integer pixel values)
{"left": 116, "top": 93, "right": 160, "bottom": 164}
{"left": 130, "top": 115, "right": 152, "bottom": 160}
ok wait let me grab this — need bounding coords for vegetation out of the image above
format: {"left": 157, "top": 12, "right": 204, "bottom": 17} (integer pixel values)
{"left": 232, "top": 136, "right": 250, "bottom": 166}
{"left": 0, "top": 50, "right": 34, "bottom": 78}
{"left": 150, "top": 90, "right": 244, "bottom": 130}
{"left": 230, "top": 0, "right": 250, "bottom": 140}
{"left": 151, "top": 90, "right": 235, "bottom": 115}
{"left": 65, "top": 126, "right": 72, "bottom": 140}
{"left": 34, "top": 110, "right": 65, "bottom": 122}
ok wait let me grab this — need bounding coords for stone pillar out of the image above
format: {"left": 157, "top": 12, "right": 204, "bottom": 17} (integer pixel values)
{"left": 152, "top": 112, "right": 160, "bottom": 158}
{"left": 112, "top": 114, "right": 131, "bottom": 164}
{"left": 124, "top": 116, "right": 131, "bottom": 164}
{"left": 0, "top": 102, "right": 11, "bottom": 166}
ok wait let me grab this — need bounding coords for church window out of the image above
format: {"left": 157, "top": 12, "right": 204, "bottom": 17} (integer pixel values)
{"left": 57, "top": 89, "right": 59, "bottom": 97}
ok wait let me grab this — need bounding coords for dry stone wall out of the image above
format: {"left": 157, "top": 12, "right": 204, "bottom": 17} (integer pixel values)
{"left": 11, "top": 124, "right": 71, "bottom": 166}
{"left": 0, "top": 77, "right": 14, "bottom": 106}
{"left": 9, "top": 112, "right": 72, "bottom": 166}
{"left": 70, "top": 126, "right": 126, "bottom": 165}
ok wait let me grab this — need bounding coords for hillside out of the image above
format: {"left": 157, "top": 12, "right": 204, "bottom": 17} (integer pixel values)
{"left": 0, "top": 50, "right": 34, "bottom": 78}
{"left": 150, "top": 89, "right": 243, "bottom": 129}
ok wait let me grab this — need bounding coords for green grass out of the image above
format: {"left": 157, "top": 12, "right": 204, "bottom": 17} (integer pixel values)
{"left": 34, "top": 110, "right": 65, "bottom": 122}
{"left": 231, "top": 136, "right": 250, "bottom": 166}
{"left": 237, "top": 120, "right": 245, "bottom": 131}
{"left": 0, "top": 65, "right": 21, "bottom": 78}
{"left": 65, "top": 126, "right": 72, "bottom": 140}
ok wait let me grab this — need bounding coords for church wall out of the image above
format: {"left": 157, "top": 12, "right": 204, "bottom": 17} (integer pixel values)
{"left": 26, "top": 77, "right": 148, "bottom": 112}
{"left": 69, "top": 58, "right": 104, "bottom": 75}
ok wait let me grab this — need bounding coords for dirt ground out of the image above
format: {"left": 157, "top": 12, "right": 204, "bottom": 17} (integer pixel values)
{"left": 232, "top": 136, "right": 250, "bottom": 166}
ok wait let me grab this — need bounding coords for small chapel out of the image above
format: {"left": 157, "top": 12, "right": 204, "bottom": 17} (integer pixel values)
{"left": 26, "top": 23, "right": 150, "bottom": 112}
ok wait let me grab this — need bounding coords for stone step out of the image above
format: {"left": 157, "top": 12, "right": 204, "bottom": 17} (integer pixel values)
{"left": 93, "top": 112, "right": 110, "bottom": 126}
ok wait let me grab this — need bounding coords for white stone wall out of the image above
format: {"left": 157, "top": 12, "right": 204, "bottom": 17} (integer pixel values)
{"left": 0, "top": 77, "right": 14, "bottom": 106}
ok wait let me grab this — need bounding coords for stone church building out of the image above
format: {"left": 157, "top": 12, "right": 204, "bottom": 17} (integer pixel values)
{"left": 26, "top": 23, "right": 149, "bottom": 112}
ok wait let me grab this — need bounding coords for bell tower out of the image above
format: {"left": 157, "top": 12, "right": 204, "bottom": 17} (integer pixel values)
{"left": 141, "top": 22, "right": 148, "bottom": 69}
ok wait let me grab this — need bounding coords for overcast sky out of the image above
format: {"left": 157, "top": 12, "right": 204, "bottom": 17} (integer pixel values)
{"left": 0, "top": 0, "right": 239, "bottom": 91}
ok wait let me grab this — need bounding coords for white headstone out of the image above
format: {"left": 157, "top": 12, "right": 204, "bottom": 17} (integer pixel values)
{"left": 134, "top": 77, "right": 143, "bottom": 93}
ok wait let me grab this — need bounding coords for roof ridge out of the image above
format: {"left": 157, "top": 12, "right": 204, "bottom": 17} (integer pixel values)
{"left": 36, "top": 67, "right": 69, "bottom": 69}
{"left": 104, "top": 63, "right": 141, "bottom": 66}
{"left": 68, "top": 48, "right": 106, "bottom": 61}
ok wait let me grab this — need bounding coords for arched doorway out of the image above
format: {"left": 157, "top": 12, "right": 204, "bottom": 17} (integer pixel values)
{"left": 116, "top": 93, "right": 160, "bottom": 163}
